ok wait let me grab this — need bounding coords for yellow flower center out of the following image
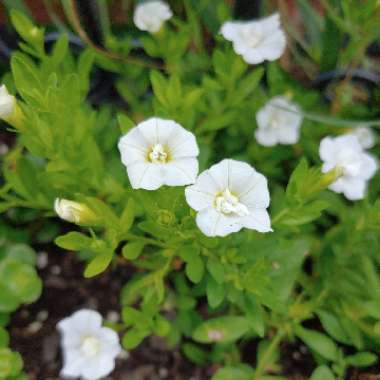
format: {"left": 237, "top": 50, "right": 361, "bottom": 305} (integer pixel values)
{"left": 215, "top": 189, "right": 249, "bottom": 216}
{"left": 81, "top": 336, "right": 101, "bottom": 357}
{"left": 148, "top": 143, "right": 168, "bottom": 164}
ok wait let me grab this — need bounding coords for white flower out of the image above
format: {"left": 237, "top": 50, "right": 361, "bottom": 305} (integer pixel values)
{"left": 347, "top": 126, "right": 376, "bottom": 149}
{"left": 185, "top": 159, "right": 272, "bottom": 237}
{"left": 118, "top": 117, "right": 199, "bottom": 190}
{"left": 220, "top": 13, "right": 286, "bottom": 64}
{"left": 133, "top": 1, "right": 173, "bottom": 33}
{"left": 58, "top": 309, "right": 121, "bottom": 380}
{"left": 54, "top": 198, "right": 98, "bottom": 225}
{"left": 319, "top": 135, "right": 378, "bottom": 201}
{"left": 0, "top": 85, "right": 15, "bottom": 120}
{"left": 255, "top": 96, "right": 302, "bottom": 146}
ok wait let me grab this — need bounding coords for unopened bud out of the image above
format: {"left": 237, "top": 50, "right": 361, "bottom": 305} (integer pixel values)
{"left": 320, "top": 166, "right": 344, "bottom": 188}
{"left": 54, "top": 198, "right": 99, "bottom": 225}
{"left": 0, "top": 85, "right": 24, "bottom": 129}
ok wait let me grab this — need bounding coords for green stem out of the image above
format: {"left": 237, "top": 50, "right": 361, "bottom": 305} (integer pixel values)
{"left": 271, "top": 208, "right": 289, "bottom": 225}
{"left": 253, "top": 329, "right": 286, "bottom": 380}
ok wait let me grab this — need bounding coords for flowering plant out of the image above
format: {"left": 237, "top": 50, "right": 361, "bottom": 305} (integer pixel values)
{"left": 0, "top": 1, "right": 380, "bottom": 379}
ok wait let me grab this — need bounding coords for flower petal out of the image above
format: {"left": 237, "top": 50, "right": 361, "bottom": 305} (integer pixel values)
{"left": 207, "top": 159, "right": 229, "bottom": 191}
{"left": 136, "top": 117, "right": 161, "bottom": 144}
{"left": 196, "top": 208, "right": 243, "bottom": 237}
{"left": 118, "top": 135, "right": 147, "bottom": 166}
{"left": 238, "top": 172, "right": 270, "bottom": 209}
{"left": 342, "top": 178, "right": 367, "bottom": 201}
{"left": 127, "top": 162, "right": 164, "bottom": 190}
{"left": 82, "top": 355, "right": 116, "bottom": 380}
{"left": 358, "top": 152, "right": 378, "bottom": 180}
{"left": 242, "top": 209, "right": 272, "bottom": 232}
{"left": 254, "top": 128, "right": 278, "bottom": 146}
{"left": 60, "top": 349, "right": 86, "bottom": 378}
{"left": 98, "top": 328, "right": 121, "bottom": 357}
{"left": 163, "top": 158, "right": 198, "bottom": 186}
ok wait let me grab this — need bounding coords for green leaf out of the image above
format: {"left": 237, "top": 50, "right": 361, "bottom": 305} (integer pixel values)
{"left": 317, "top": 310, "right": 350, "bottom": 345}
{"left": 120, "top": 198, "right": 135, "bottom": 233}
{"left": 0, "top": 327, "right": 9, "bottom": 348}
{"left": 150, "top": 70, "right": 168, "bottom": 106}
{"left": 77, "top": 48, "right": 95, "bottom": 94}
{"left": 84, "top": 250, "right": 113, "bottom": 278}
{"left": 310, "top": 365, "right": 335, "bottom": 380}
{"left": 122, "top": 241, "right": 145, "bottom": 260}
{"left": 0, "top": 287, "right": 19, "bottom": 313}
{"left": 185, "top": 255, "right": 204, "bottom": 284}
{"left": 192, "top": 316, "right": 251, "bottom": 344}
{"left": 212, "top": 365, "right": 254, "bottom": 380}
{"left": 295, "top": 326, "right": 338, "bottom": 361}
{"left": 206, "top": 258, "right": 225, "bottom": 284}
{"left": 244, "top": 295, "right": 265, "bottom": 337}
{"left": 279, "top": 200, "right": 329, "bottom": 226}
{"left": 206, "top": 277, "right": 225, "bottom": 308}
{"left": 50, "top": 34, "right": 69, "bottom": 66}
{"left": 118, "top": 113, "right": 135, "bottom": 134}
{"left": 122, "top": 328, "right": 148, "bottom": 349}
{"left": 55, "top": 232, "right": 92, "bottom": 251}
{"left": 231, "top": 67, "right": 264, "bottom": 105}
{"left": 10, "top": 10, "right": 44, "bottom": 55}
{"left": 6, "top": 244, "right": 36, "bottom": 266}
{"left": 345, "top": 352, "right": 377, "bottom": 367}
{"left": 11, "top": 53, "right": 42, "bottom": 99}
{"left": 182, "top": 342, "right": 207, "bottom": 364}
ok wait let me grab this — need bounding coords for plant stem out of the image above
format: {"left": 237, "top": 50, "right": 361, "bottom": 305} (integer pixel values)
{"left": 253, "top": 329, "right": 286, "bottom": 380}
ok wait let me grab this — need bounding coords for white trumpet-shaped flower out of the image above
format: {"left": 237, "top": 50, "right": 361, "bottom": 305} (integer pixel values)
{"left": 319, "top": 135, "right": 378, "bottom": 201}
{"left": 185, "top": 159, "right": 272, "bottom": 237}
{"left": 347, "top": 126, "right": 376, "bottom": 149}
{"left": 220, "top": 13, "right": 286, "bottom": 65}
{"left": 0, "top": 85, "right": 15, "bottom": 120}
{"left": 133, "top": 0, "right": 173, "bottom": 33}
{"left": 255, "top": 96, "right": 303, "bottom": 146}
{"left": 118, "top": 117, "right": 199, "bottom": 190}
{"left": 58, "top": 309, "right": 121, "bottom": 380}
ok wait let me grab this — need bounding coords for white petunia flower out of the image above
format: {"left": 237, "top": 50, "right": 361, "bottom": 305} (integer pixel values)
{"left": 347, "top": 126, "right": 376, "bottom": 149}
{"left": 220, "top": 13, "right": 286, "bottom": 65}
{"left": 58, "top": 309, "right": 122, "bottom": 380}
{"left": 319, "top": 135, "right": 378, "bottom": 201}
{"left": 54, "top": 198, "right": 98, "bottom": 225}
{"left": 133, "top": 0, "right": 173, "bottom": 33}
{"left": 118, "top": 117, "right": 199, "bottom": 190}
{"left": 255, "top": 96, "right": 303, "bottom": 146}
{"left": 0, "top": 85, "right": 15, "bottom": 120}
{"left": 185, "top": 159, "right": 272, "bottom": 237}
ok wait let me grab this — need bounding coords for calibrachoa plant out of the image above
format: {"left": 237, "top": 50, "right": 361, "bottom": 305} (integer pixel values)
{"left": 0, "top": 1, "right": 380, "bottom": 379}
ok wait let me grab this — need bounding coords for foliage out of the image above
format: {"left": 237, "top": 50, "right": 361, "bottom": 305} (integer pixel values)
{"left": 0, "top": 2, "right": 379, "bottom": 379}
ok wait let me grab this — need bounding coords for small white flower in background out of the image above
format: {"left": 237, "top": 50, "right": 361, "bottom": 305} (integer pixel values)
{"left": 0, "top": 85, "right": 15, "bottom": 120}
{"left": 255, "top": 95, "right": 303, "bottom": 146}
{"left": 220, "top": 13, "right": 286, "bottom": 65}
{"left": 319, "top": 135, "right": 378, "bottom": 201}
{"left": 347, "top": 126, "right": 376, "bottom": 149}
{"left": 185, "top": 159, "right": 272, "bottom": 237}
{"left": 54, "top": 198, "right": 98, "bottom": 225}
{"left": 58, "top": 309, "right": 121, "bottom": 380}
{"left": 133, "top": 0, "right": 173, "bottom": 33}
{"left": 118, "top": 117, "right": 199, "bottom": 190}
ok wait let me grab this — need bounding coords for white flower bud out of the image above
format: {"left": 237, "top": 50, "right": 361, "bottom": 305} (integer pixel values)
{"left": 54, "top": 198, "right": 98, "bottom": 225}
{"left": 0, "top": 85, "right": 15, "bottom": 120}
